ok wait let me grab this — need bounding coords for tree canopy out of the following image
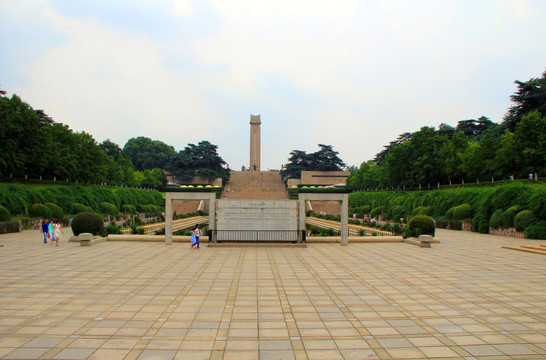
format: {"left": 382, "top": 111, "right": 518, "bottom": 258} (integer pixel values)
{"left": 123, "top": 137, "right": 176, "bottom": 171}
{"left": 167, "top": 141, "right": 230, "bottom": 183}
{"left": 281, "top": 144, "right": 345, "bottom": 179}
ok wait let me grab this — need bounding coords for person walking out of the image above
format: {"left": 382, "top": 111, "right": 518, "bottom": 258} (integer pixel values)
{"left": 191, "top": 224, "right": 200, "bottom": 249}
{"left": 48, "top": 221, "right": 55, "bottom": 245}
{"left": 41, "top": 219, "right": 49, "bottom": 244}
{"left": 53, "top": 221, "right": 64, "bottom": 246}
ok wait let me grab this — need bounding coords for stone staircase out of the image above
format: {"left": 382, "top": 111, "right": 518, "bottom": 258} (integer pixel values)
{"left": 309, "top": 200, "right": 342, "bottom": 216}
{"left": 503, "top": 243, "right": 546, "bottom": 255}
{"left": 223, "top": 171, "right": 288, "bottom": 200}
{"left": 172, "top": 200, "right": 200, "bottom": 215}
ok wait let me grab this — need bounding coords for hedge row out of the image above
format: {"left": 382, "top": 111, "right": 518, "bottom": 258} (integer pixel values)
{"left": 0, "top": 183, "right": 163, "bottom": 216}
{"left": 349, "top": 182, "right": 546, "bottom": 238}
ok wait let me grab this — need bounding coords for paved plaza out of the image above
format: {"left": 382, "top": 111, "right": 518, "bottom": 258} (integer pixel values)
{"left": 0, "top": 229, "right": 544, "bottom": 360}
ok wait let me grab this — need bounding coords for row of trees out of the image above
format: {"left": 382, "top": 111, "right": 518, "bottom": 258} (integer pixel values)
{"left": 348, "top": 71, "right": 546, "bottom": 189}
{"left": 0, "top": 91, "right": 229, "bottom": 187}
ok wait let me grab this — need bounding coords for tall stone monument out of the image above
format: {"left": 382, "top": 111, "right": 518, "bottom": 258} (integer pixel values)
{"left": 249, "top": 114, "right": 261, "bottom": 171}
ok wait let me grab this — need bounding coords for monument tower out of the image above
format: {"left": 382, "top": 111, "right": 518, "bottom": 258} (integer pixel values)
{"left": 249, "top": 114, "right": 261, "bottom": 171}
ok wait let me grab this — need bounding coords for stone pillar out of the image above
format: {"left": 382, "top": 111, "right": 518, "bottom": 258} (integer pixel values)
{"left": 340, "top": 194, "right": 348, "bottom": 246}
{"left": 249, "top": 114, "right": 261, "bottom": 171}
{"left": 165, "top": 193, "right": 173, "bottom": 245}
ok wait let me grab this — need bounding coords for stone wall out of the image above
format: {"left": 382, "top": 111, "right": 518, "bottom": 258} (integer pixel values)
{"left": 300, "top": 171, "right": 350, "bottom": 185}
{"left": 217, "top": 200, "right": 298, "bottom": 231}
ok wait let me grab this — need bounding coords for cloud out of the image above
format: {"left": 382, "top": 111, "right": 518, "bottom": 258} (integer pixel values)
{"left": 1, "top": 0, "right": 545, "bottom": 170}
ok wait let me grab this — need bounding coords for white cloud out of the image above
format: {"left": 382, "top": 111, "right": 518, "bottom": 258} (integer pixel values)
{"left": 2, "top": 0, "right": 545, "bottom": 170}
{"left": 173, "top": 0, "right": 193, "bottom": 16}
{"left": 17, "top": 4, "right": 214, "bottom": 150}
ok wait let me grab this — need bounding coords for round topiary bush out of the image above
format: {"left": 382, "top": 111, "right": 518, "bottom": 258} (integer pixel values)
{"left": 489, "top": 209, "right": 504, "bottom": 229}
{"left": 71, "top": 212, "right": 104, "bottom": 236}
{"left": 100, "top": 202, "right": 118, "bottom": 216}
{"left": 45, "top": 202, "right": 64, "bottom": 220}
{"left": 451, "top": 204, "right": 473, "bottom": 220}
{"left": 524, "top": 220, "right": 546, "bottom": 240}
{"left": 359, "top": 205, "right": 372, "bottom": 214}
{"left": 391, "top": 206, "right": 407, "bottom": 222}
{"left": 514, "top": 210, "right": 536, "bottom": 232}
{"left": 502, "top": 206, "right": 520, "bottom": 228}
{"left": 408, "top": 215, "right": 435, "bottom": 236}
{"left": 370, "top": 206, "right": 385, "bottom": 218}
{"left": 0, "top": 205, "right": 11, "bottom": 222}
{"left": 29, "top": 204, "right": 52, "bottom": 219}
{"left": 72, "top": 203, "right": 92, "bottom": 215}
{"left": 121, "top": 204, "right": 137, "bottom": 215}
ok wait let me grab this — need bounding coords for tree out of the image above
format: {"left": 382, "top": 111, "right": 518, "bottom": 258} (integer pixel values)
{"left": 503, "top": 70, "right": 546, "bottom": 131}
{"left": 493, "top": 129, "right": 519, "bottom": 179}
{"left": 514, "top": 111, "right": 546, "bottom": 176}
{"left": 347, "top": 160, "right": 384, "bottom": 189}
{"left": 123, "top": 137, "right": 176, "bottom": 171}
{"left": 168, "top": 141, "right": 230, "bottom": 183}
{"left": 281, "top": 144, "right": 345, "bottom": 180}
{"left": 312, "top": 144, "right": 346, "bottom": 171}
{"left": 374, "top": 132, "right": 412, "bottom": 165}
{"left": 455, "top": 116, "right": 497, "bottom": 139}
{"left": 440, "top": 131, "right": 468, "bottom": 183}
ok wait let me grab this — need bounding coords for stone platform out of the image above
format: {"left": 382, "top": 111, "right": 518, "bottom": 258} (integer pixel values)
{"left": 0, "top": 229, "right": 544, "bottom": 359}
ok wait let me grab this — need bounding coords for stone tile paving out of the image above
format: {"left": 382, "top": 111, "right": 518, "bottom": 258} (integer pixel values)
{"left": 0, "top": 229, "right": 544, "bottom": 359}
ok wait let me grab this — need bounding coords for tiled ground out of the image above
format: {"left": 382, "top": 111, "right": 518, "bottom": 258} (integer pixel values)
{"left": 0, "top": 229, "right": 544, "bottom": 360}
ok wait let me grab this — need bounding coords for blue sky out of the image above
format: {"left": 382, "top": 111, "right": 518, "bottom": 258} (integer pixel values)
{"left": 1, "top": 0, "right": 545, "bottom": 170}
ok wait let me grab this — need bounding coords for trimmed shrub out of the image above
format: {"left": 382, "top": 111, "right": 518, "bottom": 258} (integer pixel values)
{"left": 0, "top": 205, "right": 11, "bottom": 222}
{"left": 489, "top": 209, "right": 504, "bottom": 229}
{"left": 100, "top": 202, "right": 118, "bottom": 216}
{"left": 451, "top": 204, "right": 473, "bottom": 220}
{"left": 408, "top": 215, "right": 435, "bottom": 236}
{"left": 514, "top": 210, "right": 536, "bottom": 232}
{"left": 359, "top": 205, "right": 371, "bottom": 214}
{"left": 71, "top": 212, "right": 104, "bottom": 236}
{"left": 106, "top": 222, "right": 121, "bottom": 234}
{"left": 524, "top": 221, "right": 546, "bottom": 239}
{"left": 120, "top": 204, "right": 137, "bottom": 215}
{"left": 29, "top": 204, "right": 52, "bottom": 219}
{"left": 72, "top": 203, "right": 92, "bottom": 215}
{"left": 502, "top": 206, "right": 520, "bottom": 228}
{"left": 413, "top": 206, "right": 433, "bottom": 216}
{"left": 391, "top": 206, "right": 407, "bottom": 222}
{"left": 45, "top": 202, "right": 64, "bottom": 220}
{"left": 370, "top": 206, "right": 385, "bottom": 218}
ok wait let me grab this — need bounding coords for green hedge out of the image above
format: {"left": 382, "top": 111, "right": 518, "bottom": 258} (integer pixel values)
{"left": 72, "top": 203, "right": 93, "bottom": 214}
{"left": 0, "top": 183, "right": 163, "bottom": 216}
{"left": 525, "top": 221, "right": 546, "bottom": 240}
{"left": 29, "top": 204, "right": 52, "bottom": 219}
{"left": 0, "top": 205, "right": 11, "bottom": 222}
{"left": 514, "top": 210, "right": 536, "bottom": 232}
{"left": 100, "top": 202, "right": 118, "bottom": 216}
{"left": 45, "top": 202, "right": 64, "bottom": 220}
{"left": 349, "top": 182, "right": 546, "bottom": 234}
{"left": 489, "top": 209, "right": 503, "bottom": 229}
{"left": 502, "top": 206, "right": 520, "bottom": 228}
{"left": 121, "top": 204, "right": 137, "bottom": 214}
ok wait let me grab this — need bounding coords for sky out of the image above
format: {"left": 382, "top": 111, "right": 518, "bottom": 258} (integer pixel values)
{"left": 1, "top": 0, "right": 545, "bottom": 171}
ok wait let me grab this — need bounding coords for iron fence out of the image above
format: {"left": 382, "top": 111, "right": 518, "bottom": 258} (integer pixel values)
{"left": 209, "top": 230, "right": 305, "bottom": 243}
